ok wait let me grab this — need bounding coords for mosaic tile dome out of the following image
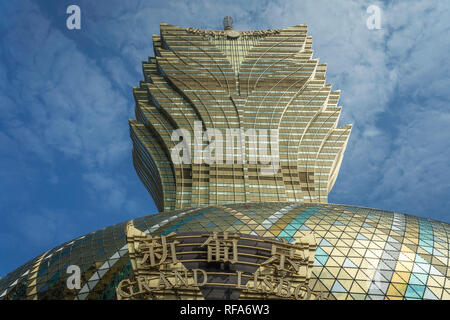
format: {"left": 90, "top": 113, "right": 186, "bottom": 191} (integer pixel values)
{"left": 0, "top": 203, "right": 449, "bottom": 300}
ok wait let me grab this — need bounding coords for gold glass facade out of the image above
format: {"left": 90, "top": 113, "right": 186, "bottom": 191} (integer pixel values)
{"left": 130, "top": 22, "right": 352, "bottom": 212}
{"left": 1, "top": 204, "right": 449, "bottom": 300}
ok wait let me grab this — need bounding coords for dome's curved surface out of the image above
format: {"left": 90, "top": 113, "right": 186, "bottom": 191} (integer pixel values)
{"left": 0, "top": 203, "right": 449, "bottom": 300}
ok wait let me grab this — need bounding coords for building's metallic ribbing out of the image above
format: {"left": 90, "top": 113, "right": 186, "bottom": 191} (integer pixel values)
{"left": 130, "top": 22, "right": 352, "bottom": 212}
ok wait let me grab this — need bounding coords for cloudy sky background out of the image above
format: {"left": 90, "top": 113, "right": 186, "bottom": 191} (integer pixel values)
{"left": 0, "top": 0, "right": 449, "bottom": 276}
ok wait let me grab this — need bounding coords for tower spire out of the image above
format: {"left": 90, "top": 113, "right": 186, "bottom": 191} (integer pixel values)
{"left": 223, "top": 16, "right": 233, "bottom": 30}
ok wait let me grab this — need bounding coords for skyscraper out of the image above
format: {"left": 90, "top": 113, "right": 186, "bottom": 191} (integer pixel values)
{"left": 0, "top": 19, "right": 448, "bottom": 300}
{"left": 131, "top": 18, "right": 351, "bottom": 212}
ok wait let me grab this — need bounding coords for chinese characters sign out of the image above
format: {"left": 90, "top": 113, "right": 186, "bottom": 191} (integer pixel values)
{"left": 116, "top": 223, "right": 327, "bottom": 300}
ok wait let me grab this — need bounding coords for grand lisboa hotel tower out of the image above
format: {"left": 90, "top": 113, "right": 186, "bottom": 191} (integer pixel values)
{"left": 1, "top": 17, "right": 449, "bottom": 301}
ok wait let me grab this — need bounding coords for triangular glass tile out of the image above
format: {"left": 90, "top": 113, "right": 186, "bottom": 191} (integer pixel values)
{"left": 408, "top": 274, "right": 425, "bottom": 286}
{"left": 378, "top": 261, "right": 393, "bottom": 271}
{"left": 429, "top": 265, "right": 443, "bottom": 276}
{"left": 387, "top": 236, "right": 400, "bottom": 244}
{"left": 77, "top": 292, "right": 89, "bottom": 300}
{"left": 110, "top": 252, "right": 120, "bottom": 260}
{"left": 331, "top": 280, "right": 347, "bottom": 293}
{"left": 413, "top": 263, "right": 430, "bottom": 275}
{"left": 356, "top": 233, "right": 369, "bottom": 240}
{"left": 78, "top": 285, "right": 89, "bottom": 294}
{"left": 405, "top": 284, "right": 425, "bottom": 299}
{"left": 0, "top": 289, "right": 8, "bottom": 298}
{"left": 315, "top": 255, "right": 328, "bottom": 266}
{"left": 368, "top": 285, "right": 384, "bottom": 296}
{"left": 98, "top": 269, "right": 108, "bottom": 278}
{"left": 342, "top": 258, "right": 357, "bottom": 268}
{"left": 423, "top": 288, "right": 438, "bottom": 300}
{"left": 87, "top": 281, "right": 98, "bottom": 290}
{"left": 433, "top": 248, "right": 444, "bottom": 257}
{"left": 90, "top": 272, "right": 100, "bottom": 281}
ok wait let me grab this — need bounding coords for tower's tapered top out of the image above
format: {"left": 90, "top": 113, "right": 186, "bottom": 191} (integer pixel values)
{"left": 130, "top": 20, "right": 352, "bottom": 212}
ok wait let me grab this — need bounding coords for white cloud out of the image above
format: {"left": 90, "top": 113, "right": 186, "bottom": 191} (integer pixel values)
{"left": 83, "top": 171, "right": 127, "bottom": 210}
{"left": 1, "top": 1, "right": 130, "bottom": 168}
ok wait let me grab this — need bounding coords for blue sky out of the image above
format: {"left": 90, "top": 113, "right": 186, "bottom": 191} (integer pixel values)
{"left": 0, "top": 0, "right": 449, "bottom": 277}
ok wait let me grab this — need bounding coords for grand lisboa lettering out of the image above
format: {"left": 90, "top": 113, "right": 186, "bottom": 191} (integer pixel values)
{"left": 115, "top": 225, "right": 328, "bottom": 300}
